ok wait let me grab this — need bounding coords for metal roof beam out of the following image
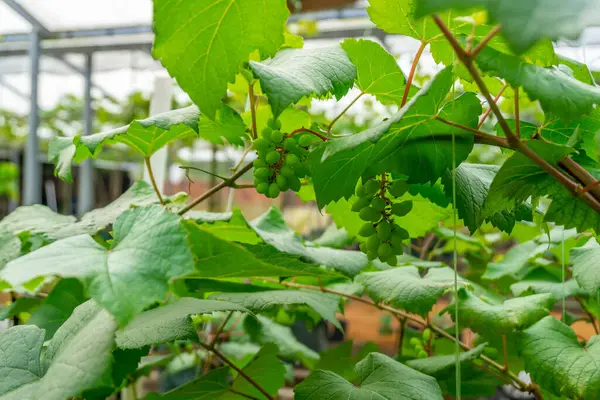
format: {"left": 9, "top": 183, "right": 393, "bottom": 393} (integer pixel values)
{"left": 3, "top": 0, "right": 51, "bottom": 36}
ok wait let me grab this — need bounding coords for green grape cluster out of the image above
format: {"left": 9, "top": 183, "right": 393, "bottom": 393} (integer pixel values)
{"left": 252, "top": 119, "right": 314, "bottom": 198}
{"left": 354, "top": 175, "right": 413, "bottom": 266}
{"left": 409, "top": 328, "right": 433, "bottom": 359}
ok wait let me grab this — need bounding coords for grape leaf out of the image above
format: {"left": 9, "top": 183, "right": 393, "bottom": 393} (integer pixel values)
{"left": 295, "top": 352, "right": 443, "bottom": 399}
{"left": 0, "top": 205, "right": 75, "bottom": 240}
{"left": 26, "top": 279, "right": 86, "bottom": 340}
{"left": 313, "top": 340, "right": 379, "bottom": 382}
{"left": 249, "top": 45, "right": 356, "bottom": 118}
{"left": 341, "top": 38, "right": 406, "bottom": 105}
{"left": 153, "top": 0, "right": 288, "bottom": 119}
{"left": 244, "top": 315, "right": 319, "bottom": 368}
{"left": 250, "top": 207, "right": 368, "bottom": 277}
{"left": 356, "top": 266, "right": 469, "bottom": 316}
{"left": 143, "top": 367, "right": 229, "bottom": 399}
{"left": 559, "top": 55, "right": 596, "bottom": 85}
{"left": 482, "top": 240, "right": 547, "bottom": 280}
{"left": 415, "top": 0, "right": 600, "bottom": 54}
{"left": 1, "top": 206, "right": 195, "bottom": 326}
{"left": 310, "top": 67, "right": 480, "bottom": 208}
{"left": 194, "top": 209, "right": 261, "bottom": 245}
{"left": 449, "top": 289, "right": 555, "bottom": 336}
{"left": 572, "top": 238, "right": 600, "bottom": 296}
{"left": 0, "top": 231, "right": 20, "bottom": 269}
{"left": 198, "top": 104, "right": 247, "bottom": 146}
{"left": 474, "top": 45, "right": 600, "bottom": 121}
{"left": 521, "top": 315, "right": 600, "bottom": 399}
{"left": 210, "top": 289, "right": 342, "bottom": 330}
{"left": 0, "top": 297, "right": 42, "bottom": 321}
{"left": 184, "top": 220, "right": 340, "bottom": 278}
{"left": 49, "top": 106, "right": 200, "bottom": 181}
{"left": 0, "top": 301, "right": 117, "bottom": 400}
{"left": 115, "top": 298, "right": 249, "bottom": 349}
{"left": 511, "top": 268, "right": 585, "bottom": 299}
{"left": 407, "top": 343, "right": 487, "bottom": 376}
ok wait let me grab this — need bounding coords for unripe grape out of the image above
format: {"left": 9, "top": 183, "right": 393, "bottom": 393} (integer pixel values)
{"left": 392, "top": 201, "right": 413, "bottom": 217}
{"left": 283, "top": 138, "right": 297, "bottom": 150}
{"left": 367, "top": 251, "right": 378, "bottom": 261}
{"left": 359, "top": 207, "right": 380, "bottom": 222}
{"left": 276, "top": 175, "right": 287, "bottom": 188}
{"left": 366, "top": 235, "right": 380, "bottom": 253}
{"left": 280, "top": 166, "right": 295, "bottom": 178}
{"left": 271, "top": 130, "right": 284, "bottom": 143}
{"left": 262, "top": 127, "right": 273, "bottom": 141}
{"left": 254, "top": 168, "right": 270, "bottom": 179}
{"left": 417, "top": 350, "right": 428, "bottom": 359}
{"left": 266, "top": 151, "right": 281, "bottom": 165}
{"left": 370, "top": 197, "right": 386, "bottom": 212}
{"left": 358, "top": 223, "right": 376, "bottom": 237}
{"left": 286, "top": 153, "right": 299, "bottom": 165}
{"left": 256, "top": 182, "right": 269, "bottom": 194}
{"left": 377, "top": 223, "right": 392, "bottom": 241}
{"left": 267, "top": 118, "right": 280, "bottom": 129}
{"left": 268, "top": 183, "right": 280, "bottom": 198}
{"left": 356, "top": 182, "right": 366, "bottom": 197}
{"left": 352, "top": 197, "right": 370, "bottom": 212}
{"left": 359, "top": 242, "right": 368, "bottom": 253}
{"left": 288, "top": 176, "right": 301, "bottom": 192}
{"left": 392, "top": 224, "right": 410, "bottom": 239}
{"left": 422, "top": 328, "right": 432, "bottom": 341}
{"left": 298, "top": 134, "right": 313, "bottom": 147}
{"left": 388, "top": 180, "right": 409, "bottom": 198}
{"left": 253, "top": 158, "right": 267, "bottom": 168}
{"left": 364, "top": 179, "right": 380, "bottom": 196}
{"left": 378, "top": 243, "right": 393, "bottom": 260}
{"left": 409, "top": 338, "right": 421, "bottom": 347}
{"left": 386, "top": 255, "right": 398, "bottom": 266}
{"left": 293, "top": 147, "right": 308, "bottom": 157}
{"left": 253, "top": 138, "right": 269, "bottom": 152}
{"left": 391, "top": 236, "right": 404, "bottom": 255}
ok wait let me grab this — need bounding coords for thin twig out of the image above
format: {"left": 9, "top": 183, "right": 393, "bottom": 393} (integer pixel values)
{"left": 208, "top": 311, "right": 235, "bottom": 349}
{"left": 145, "top": 158, "right": 164, "bottom": 205}
{"left": 401, "top": 41, "right": 427, "bottom": 107}
{"left": 327, "top": 92, "right": 364, "bottom": 136}
{"left": 179, "top": 166, "right": 228, "bottom": 181}
{"left": 289, "top": 127, "right": 329, "bottom": 142}
{"left": 477, "top": 83, "right": 509, "bottom": 128}
{"left": 419, "top": 233, "right": 435, "bottom": 259}
{"left": 248, "top": 83, "right": 258, "bottom": 140}
{"left": 198, "top": 341, "right": 274, "bottom": 400}
{"left": 178, "top": 163, "right": 253, "bottom": 215}
{"left": 469, "top": 25, "right": 502, "bottom": 58}
{"left": 396, "top": 316, "right": 407, "bottom": 357}
{"left": 502, "top": 335, "right": 509, "bottom": 372}
{"left": 514, "top": 87, "right": 520, "bottom": 138}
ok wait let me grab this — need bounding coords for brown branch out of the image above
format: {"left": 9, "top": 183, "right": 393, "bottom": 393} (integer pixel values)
{"left": 469, "top": 25, "right": 502, "bottom": 58}
{"left": 145, "top": 158, "right": 164, "bottom": 205}
{"left": 401, "top": 41, "right": 427, "bottom": 107}
{"left": 432, "top": 14, "right": 600, "bottom": 215}
{"left": 178, "top": 163, "right": 253, "bottom": 215}
{"left": 198, "top": 341, "right": 274, "bottom": 400}
{"left": 248, "top": 83, "right": 258, "bottom": 140}
{"left": 478, "top": 83, "right": 509, "bottom": 128}
{"left": 289, "top": 127, "right": 329, "bottom": 142}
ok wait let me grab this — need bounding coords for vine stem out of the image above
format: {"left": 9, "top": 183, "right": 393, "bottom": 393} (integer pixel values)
{"left": 514, "top": 87, "right": 521, "bottom": 138}
{"left": 289, "top": 127, "right": 329, "bottom": 142}
{"left": 260, "top": 278, "right": 535, "bottom": 394}
{"left": 502, "top": 335, "right": 509, "bottom": 372}
{"left": 178, "top": 163, "right": 253, "bottom": 215}
{"left": 477, "top": 83, "right": 508, "bottom": 128}
{"left": 198, "top": 341, "right": 274, "bottom": 400}
{"left": 327, "top": 92, "right": 364, "bottom": 135}
{"left": 248, "top": 82, "right": 258, "bottom": 140}
{"left": 145, "top": 157, "right": 164, "bottom": 205}
{"left": 431, "top": 14, "right": 600, "bottom": 216}
{"left": 401, "top": 41, "right": 427, "bottom": 107}
{"left": 469, "top": 25, "right": 502, "bottom": 58}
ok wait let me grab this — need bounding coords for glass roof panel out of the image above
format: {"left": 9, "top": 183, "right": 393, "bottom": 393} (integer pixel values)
{"left": 0, "top": 2, "right": 30, "bottom": 34}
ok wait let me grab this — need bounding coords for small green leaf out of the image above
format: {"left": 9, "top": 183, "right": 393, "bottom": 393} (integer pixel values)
{"left": 153, "top": 0, "right": 288, "bottom": 119}
{"left": 415, "top": 0, "right": 600, "bottom": 53}
{"left": 250, "top": 45, "right": 356, "bottom": 118}
{"left": 511, "top": 268, "right": 585, "bottom": 299}
{"left": 407, "top": 343, "right": 487, "bottom": 376}
{"left": 295, "top": 352, "right": 443, "bottom": 399}
{"left": 210, "top": 290, "right": 342, "bottom": 330}
{"left": 341, "top": 38, "right": 406, "bottom": 105}
{"left": 144, "top": 367, "right": 230, "bottom": 399}
{"left": 2, "top": 206, "right": 195, "bottom": 326}
{"left": 357, "top": 266, "right": 469, "bottom": 316}
{"left": 116, "top": 298, "right": 250, "bottom": 349}
{"left": 198, "top": 104, "right": 247, "bottom": 146}
{"left": 521, "top": 315, "right": 600, "bottom": 399}
{"left": 49, "top": 106, "right": 200, "bottom": 181}
{"left": 450, "top": 290, "right": 554, "bottom": 336}
{"left": 482, "top": 240, "right": 547, "bottom": 280}
{"left": 194, "top": 209, "right": 261, "bottom": 245}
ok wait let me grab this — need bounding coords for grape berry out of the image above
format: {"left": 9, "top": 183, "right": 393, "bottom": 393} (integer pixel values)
{"left": 253, "top": 119, "right": 315, "bottom": 198}
{"left": 354, "top": 175, "right": 413, "bottom": 266}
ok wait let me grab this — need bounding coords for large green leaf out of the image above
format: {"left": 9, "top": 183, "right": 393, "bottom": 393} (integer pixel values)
{"left": 450, "top": 289, "right": 554, "bottom": 336}
{"left": 474, "top": 45, "right": 600, "bottom": 121}
{"left": 250, "top": 45, "right": 355, "bottom": 118}
{"left": 309, "top": 67, "right": 479, "bottom": 208}
{"left": 415, "top": 0, "right": 600, "bottom": 54}
{"left": 0, "top": 205, "right": 75, "bottom": 240}
{"left": 295, "top": 352, "right": 443, "bottom": 399}
{"left": 116, "top": 298, "right": 249, "bottom": 349}
{"left": 357, "top": 266, "right": 468, "bottom": 316}
{"left": 0, "top": 301, "right": 117, "bottom": 400}
{"left": 341, "top": 38, "right": 406, "bottom": 105}
{"left": 441, "top": 163, "right": 530, "bottom": 234}
{"left": 250, "top": 207, "right": 367, "bottom": 277}
{"left": 572, "top": 238, "right": 600, "bottom": 296}
{"left": 26, "top": 279, "right": 86, "bottom": 340}
{"left": 521, "top": 315, "right": 600, "bottom": 399}
{"left": 0, "top": 231, "right": 20, "bottom": 269}
{"left": 511, "top": 268, "right": 585, "bottom": 299}
{"left": 198, "top": 104, "right": 247, "bottom": 146}
{"left": 210, "top": 289, "right": 342, "bottom": 330}
{"left": 153, "top": 0, "right": 288, "bottom": 119}
{"left": 49, "top": 106, "right": 200, "bottom": 181}
{"left": 1, "top": 206, "right": 195, "bottom": 325}
{"left": 184, "top": 220, "right": 339, "bottom": 278}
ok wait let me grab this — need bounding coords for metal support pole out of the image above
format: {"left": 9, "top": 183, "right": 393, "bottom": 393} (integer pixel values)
{"left": 23, "top": 29, "right": 41, "bottom": 205}
{"left": 77, "top": 53, "right": 94, "bottom": 216}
